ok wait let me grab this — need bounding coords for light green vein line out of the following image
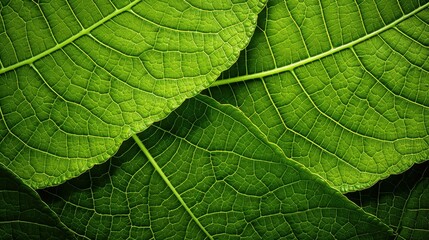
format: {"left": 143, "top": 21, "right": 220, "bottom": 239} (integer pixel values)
{"left": 0, "top": 0, "right": 141, "bottom": 75}
{"left": 131, "top": 134, "right": 213, "bottom": 240}
{"left": 211, "top": 2, "right": 429, "bottom": 87}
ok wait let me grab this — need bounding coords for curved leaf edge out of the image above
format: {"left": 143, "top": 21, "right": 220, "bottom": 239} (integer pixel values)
{"left": 208, "top": 2, "right": 429, "bottom": 193}
{"left": 193, "top": 94, "right": 395, "bottom": 236}
{"left": 0, "top": 162, "right": 77, "bottom": 239}
{"left": 2, "top": 0, "right": 268, "bottom": 190}
{"left": 347, "top": 160, "right": 429, "bottom": 239}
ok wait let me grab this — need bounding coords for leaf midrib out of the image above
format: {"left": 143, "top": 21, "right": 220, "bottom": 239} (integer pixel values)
{"left": 0, "top": 0, "right": 141, "bottom": 75}
{"left": 211, "top": 3, "right": 429, "bottom": 87}
{"left": 131, "top": 135, "right": 213, "bottom": 240}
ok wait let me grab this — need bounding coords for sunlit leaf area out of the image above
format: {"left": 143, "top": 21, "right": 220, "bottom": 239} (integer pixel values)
{"left": 1, "top": 0, "right": 428, "bottom": 239}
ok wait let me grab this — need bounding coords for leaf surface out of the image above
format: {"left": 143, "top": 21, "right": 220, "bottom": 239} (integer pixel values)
{"left": 207, "top": 0, "right": 429, "bottom": 192}
{"left": 348, "top": 161, "right": 429, "bottom": 240}
{"left": 41, "top": 95, "right": 392, "bottom": 239}
{"left": 0, "top": 163, "right": 75, "bottom": 240}
{"left": 0, "top": 0, "right": 265, "bottom": 188}
{"left": 1, "top": 0, "right": 428, "bottom": 238}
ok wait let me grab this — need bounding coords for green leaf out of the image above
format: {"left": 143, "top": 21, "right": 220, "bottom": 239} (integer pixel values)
{"left": 0, "top": 163, "right": 75, "bottom": 240}
{"left": 0, "top": 0, "right": 265, "bottom": 188}
{"left": 348, "top": 161, "right": 429, "bottom": 240}
{"left": 41, "top": 95, "right": 392, "bottom": 239}
{"left": 207, "top": 0, "right": 429, "bottom": 192}
{"left": 2, "top": 0, "right": 428, "bottom": 238}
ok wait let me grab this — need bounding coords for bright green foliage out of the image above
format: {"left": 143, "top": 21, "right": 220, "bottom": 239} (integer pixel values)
{"left": 0, "top": 0, "right": 265, "bottom": 188}
{"left": 209, "top": 0, "right": 429, "bottom": 192}
{"left": 0, "top": 164, "right": 75, "bottom": 239}
{"left": 41, "top": 95, "right": 392, "bottom": 239}
{"left": 348, "top": 161, "right": 429, "bottom": 240}
{"left": 0, "top": 0, "right": 428, "bottom": 238}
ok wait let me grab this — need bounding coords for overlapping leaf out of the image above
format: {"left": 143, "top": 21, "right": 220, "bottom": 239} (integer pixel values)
{"left": 0, "top": 163, "right": 75, "bottom": 239}
{"left": 1, "top": 0, "right": 428, "bottom": 238}
{"left": 41, "top": 95, "right": 392, "bottom": 239}
{"left": 0, "top": 0, "right": 265, "bottom": 188}
{"left": 348, "top": 161, "right": 429, "bottom": 240}
{"left": 208, "top": 0, "right": 429, "bottom": 192}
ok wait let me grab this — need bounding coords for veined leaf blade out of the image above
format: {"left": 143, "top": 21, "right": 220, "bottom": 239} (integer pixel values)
{"left": 0, "top": 163, "right": 76, "bottom": 239}
{"left": 348, "top": 161, "right": 429, "bottom": 240}
{"left": 41, "top": 95, "right": 393, "bottom": 239}
{"left": 0, "top": 0, "right": 266, "bottom": 188}
{"left": 208, "top": 0, "right": 429, "bottom": 192}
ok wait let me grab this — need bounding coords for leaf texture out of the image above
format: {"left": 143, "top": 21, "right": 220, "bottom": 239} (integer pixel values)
{"left": 1, "top": 0, "right": 428, "bottom": 238}
{"left": 0, "top": 0, "right": 266, "bottom": 188}
{"left": 41, "top": 95, "right": 392, "bottom": 239}
{"left": 0, "top": 163, "right": 75, "bottom": 240}
{"left": 208, "top": 0, "right": 429, "bottom": 192}
{"left": 348, "top": 161, "right": 429, "bottom": 240}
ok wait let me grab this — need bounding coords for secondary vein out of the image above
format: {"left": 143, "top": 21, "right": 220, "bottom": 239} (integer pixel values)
{"left": 0, "top": 0, "right": 141, "bottom": 75}
{"left": 211, "top": 2, "right": 429, "bottom": 87}
{"left": 131, "top": 134, "right": 213, "bottom": 240}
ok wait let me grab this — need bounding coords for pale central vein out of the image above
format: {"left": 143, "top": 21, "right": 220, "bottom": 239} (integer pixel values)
{"left": 0, "top": 0, "right": 142, "bottom": 75}
{"left": 131, "top": 135, "right": 213, "bottom": 240}
{"left": 211, "top": 2, "right": 429, "bottom": 87}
